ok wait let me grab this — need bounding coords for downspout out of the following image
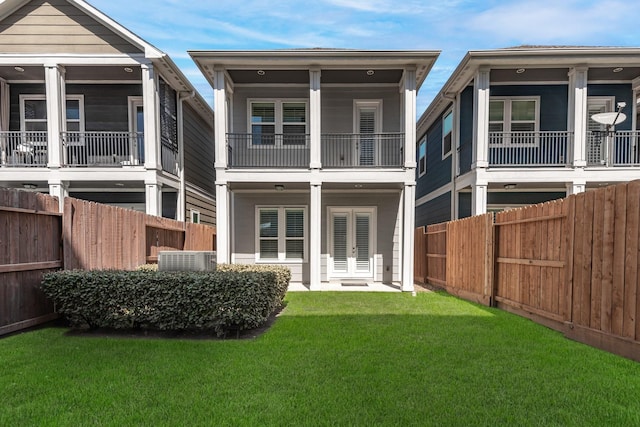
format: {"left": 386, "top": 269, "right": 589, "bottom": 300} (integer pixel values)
{"left": 178, "top": 91, "right": 195, "bottom": 222}
{"left": 441, "top": 92, "right": 458, "bottom": 219}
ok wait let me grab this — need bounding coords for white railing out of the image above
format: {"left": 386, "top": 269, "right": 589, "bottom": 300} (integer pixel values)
{"left": 61, "top": 131, "right": 144, "bottom": 167}
{"left": 489, "top": 131, "right": 571, "bottom": 167}
{"left": 0, "top": 131, "right": 48, "bottom": 167}
{"left": 321, "top": 133, "right": 404, "bottom": 168}
{"left": 586, "top": 131, "right": 640, "bottom": 167}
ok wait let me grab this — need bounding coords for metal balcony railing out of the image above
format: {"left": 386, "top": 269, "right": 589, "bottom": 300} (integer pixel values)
{"left": 586, "top": 131, "right": 640, "bottom": 167}
{"left": 161, "top": 139, "right": 179, "bottom": 176}
{"left": 0, "top": 131, "right": 48, "bottom": 167}
{"left": 489, "top": 131, "right": 571, "bottom": 167}
{"left": 321, "top": 133, "right": 404, "bottom": 168}
{"left": 227, "top": 133, "right": 310, "bottom": 168}
{"left": 61, "top": 131, "right": 144, "bottom": 167}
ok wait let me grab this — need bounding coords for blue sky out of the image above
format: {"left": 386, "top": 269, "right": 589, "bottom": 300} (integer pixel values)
{"left": 89, "top": 0, "right": 640, "bottom": 116}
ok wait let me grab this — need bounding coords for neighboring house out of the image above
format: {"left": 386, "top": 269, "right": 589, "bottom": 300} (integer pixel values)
{"left": 415, "top": 46, "right": 640, "bottom": 225}
{"left": 0, "top": 0, "right": 215, "bottom": 225}
{"left": 190, "top": 49, "right": 440, "bottom": 290}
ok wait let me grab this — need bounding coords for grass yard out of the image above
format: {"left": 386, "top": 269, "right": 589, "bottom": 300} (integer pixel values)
{"left": 1, "top": 291, "right": 640, "bottom": 426}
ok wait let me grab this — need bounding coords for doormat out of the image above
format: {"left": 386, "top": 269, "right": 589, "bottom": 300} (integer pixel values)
{"left": 341, "top": 282, "right": 369, "bottom": 287}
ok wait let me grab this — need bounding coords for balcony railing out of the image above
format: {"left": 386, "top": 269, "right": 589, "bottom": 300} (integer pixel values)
{"left": 489, "top": 131, "right": 571, "bottom": 167}
{"left": 0, "top": 131, "right": 48, "bottom": 167}
{"left": 161, "top": 139, "right": 179, "bottom": 176}
{"left": 587, "top": 131, "right": 640, "bottom": 167}
{"left": 227, "top": 133, "right": 310, "bottom": 168}
{"left": 62, "top": 131, "right": 144, "bottom": 167}
{"left": 321, "top": 133, "right": 404, "bottom": 168}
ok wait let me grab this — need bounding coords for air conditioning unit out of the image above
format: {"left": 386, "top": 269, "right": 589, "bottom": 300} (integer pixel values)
{"left": 158, "top": 251, "right": 217, "bottom": 272}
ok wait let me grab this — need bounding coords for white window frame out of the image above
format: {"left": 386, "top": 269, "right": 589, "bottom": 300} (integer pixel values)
{"left": 20, "top": 94, "right": 85, "bottom": 133}
{"left": 190, "top": 209, "right": 201, "bottom": 224}
{"left": 418, "top": 137, "right": 427, "bottom": 177}
{"left": 442, "top": 108, "right": 453, "bottom": 159}
{"left": 255, "top": 206, "right": 308, "bottom": 263}
{"left": 247, "top": 99, "right": 309, "bottom": 148}
{"left": 489, "top": 96, "right": 540, "bottom": 147}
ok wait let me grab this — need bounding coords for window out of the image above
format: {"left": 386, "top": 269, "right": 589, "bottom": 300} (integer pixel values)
{"left": 442, "top": 110, "right": 453, "bottom": 158}
{"left": 20, "top": 94, "right": 84, "bottom": 133}
{"left": 257, "top": 207, "right": 306, "bottom": 261}
{"left": 418, "top": 137, "right": 427, "bottom": 176}
{"left": 249, "top": 100, "right": 307, "bottom": 146}
{"left": 190, "top": 210, "right": 201, "bottom": 224}
{"left": 489, "top": 97, "right": 539, "bottom": 146}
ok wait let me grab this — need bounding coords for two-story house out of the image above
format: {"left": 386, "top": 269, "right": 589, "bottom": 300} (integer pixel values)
{"left": 190, "top": 49, "right": 440, "bottom": 290}
{"left": 416, "top": 46, "right": 640, "bottom": 225}
{"left": 0, "top": 0, "right": 216, "bottom": 225}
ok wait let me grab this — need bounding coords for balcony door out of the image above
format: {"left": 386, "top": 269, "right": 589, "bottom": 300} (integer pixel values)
{"left": 586, "top": 97, "right": 614, "bottom": 165}
{"left": 354, "top": 100, "right": 381, "bottom": 166}
{"left": 128, "top": 96, "right": 144, "bottom": 164}
{"left": 329, "top": 207, "right": 375, "bottom": 279}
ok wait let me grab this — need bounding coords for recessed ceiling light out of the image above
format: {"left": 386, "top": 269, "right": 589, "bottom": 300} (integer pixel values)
{"left": 123, "top": 67, "right": 133, "bottom": 73}
{"left": 613, "top": 67, "right": 623, "bottom": 73}
{"left": 274, "top": 184, "right": 284, "bottom": 191}
{"left": 366, "top": 69, "right": 375, "bottom": 76}
{"left": 355, "top": 184, "right": 364, "bottom": 188}
{"left": 516, "top": 68, "right": 526, "bottom": 74}
{"left": 504, "top": 184, "right": 517, "bottom": 190}
{"left": 114, "top": 183, "right": 125, "bottom": 187}
{"left": 22, "top": 183, "right": 37, "bottom": 189}
{"left": 14, "top": 66, "right": 24, "bottom": 72}
{"left": 257, "top": 70, "right": 266, "bottom": 76}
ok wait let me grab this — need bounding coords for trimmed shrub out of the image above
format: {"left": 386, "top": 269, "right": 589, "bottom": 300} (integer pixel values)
{"left": 41, "top": 267, "right": 290, "bottom": 337}
{"left": 216, "top": 264, "right": 290, "bottom": 302}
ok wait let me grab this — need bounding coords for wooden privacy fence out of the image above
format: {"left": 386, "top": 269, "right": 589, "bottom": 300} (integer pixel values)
{"left": 1, "top": 190, "right": 216, "bottom": 336}
{"left": 415, "top": 180, "right": 640, "bottom": 361}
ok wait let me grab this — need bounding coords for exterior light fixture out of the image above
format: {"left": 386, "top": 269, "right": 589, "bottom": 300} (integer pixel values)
{"left": 516, "top": 68, "right": 525, "bottom": 74}
{"left": 14, "top": 66, "right": 25, "bottom": 72}
{"left": 366, "top": 69, "right": 375, "bottom": 76}
{"left": 123, "top": 67, "right": 134, "bottom": 73}
{"left": 114, "top": 183, "right": 125, "bottom": 187}
{"left": 613, "top": 67, "right": 623, "bottom": 73}
{"left": 22, "top": 183, "right": 37, "bottom": 189}
{"left": 354, "top": 184, "right": 364, "bottom": 188}
{"left": 504, "top": 184, "right": 517, "bottom": 190}
{"left": 274, "top": 184, "right": 285, "bottom": 191}
{"left": 257, "top": 70, "right": 266, "bottom": 76}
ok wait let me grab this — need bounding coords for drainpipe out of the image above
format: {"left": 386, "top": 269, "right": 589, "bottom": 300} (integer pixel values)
{"left": 441, "top": 92, "right": 457, "bottom": 219}
{"left": 177, "top": 91, "right": 195, "bottom": 222}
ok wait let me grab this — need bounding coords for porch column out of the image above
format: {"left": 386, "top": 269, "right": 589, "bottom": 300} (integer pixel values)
{"left": 213, "top": 69, "right": 228, "bottom": 169}
{"left": 145, "top": 181, "right": 162, "bottom": 216}
{"left": 141, "top": 63, "right": 160, "bottom": 171}
{"left": 471, "top": 183, "right": 488, "bottom": 216}
{"left": 403, "top": 67, "right": 417, "bottom": 168}
{"left": 44, "top": 64, "right": 66, "bottom": 168}
{"left": 566, "top": 181, "right": 586, "bottom": 195}
{"left": 309, "top": 68, "right": 322, "bottom": 169}
{"left": 48, "top": 179, "right": 68, "bottom": 212}
{"left": 473, "top": 67, "right": 490, "bottom": 169}
{"left": 215, "top": 183, "right": 230, "bottom": 264}
{"left": 401, "top": 183, "right": 416, "bottom": 292}
{"left": 568, "top": 67, "right": 588, "bottom": 168}
{"left": 309, "top": 183, "right": 322, "bottom": 290}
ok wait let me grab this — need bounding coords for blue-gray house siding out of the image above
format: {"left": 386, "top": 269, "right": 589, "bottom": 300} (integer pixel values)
{"left": 416, "top": 192, "right": 451, "bottom": 227}
{"left": 416, "top": 106, "right": 453, "bottom": 200}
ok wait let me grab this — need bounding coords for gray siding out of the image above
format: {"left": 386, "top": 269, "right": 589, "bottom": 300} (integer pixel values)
{"left": 488, "top": 191, "right": 566, "bottom": 206}
{"left": 322, "top": 87, "right": 401, "bottom": 133}
{"left": 459, "top": 85, "right": 474, "bottom": 175}
{"left": 416, "top": 112, "right": 452, "bottom": 199}
{"left": 186, "top": 191, "right": 216, "bottom": 227}
{"left": 183, "top": 103, "right": 215, "bottom": 194}
{"left": 416, "top": 192, "right": 451, "bottom": 227}
{"left": 0, "top": 0, "right": 143, "bottom": 54}
{"left": 490, "top": 85, "right": 569, "bottom": 131}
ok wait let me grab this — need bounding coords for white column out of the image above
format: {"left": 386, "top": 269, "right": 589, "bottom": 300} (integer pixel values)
{"left": 213, "top": 69, "right": 228, "bottom": 169}
{"left": 141, "top": 63, "right": 160, "bottom": 171}
{"left": 44, "top": 64, "right": 65, "bottom": 168}
{"left": 401, "top": 184, "right": 416, "bottom": 292}
{"left": 48, "top": 179, "right": 68, "bottom": 212}
{"left": 309, "top": 183, "right": 322, "bottom": 290}
{"left": 473, "top": 67, "right": 490, "bottom": 169}
{"left": 309, "top": 68, "right": 322, "bottom": 169}
{"left": 403, "top": 68, "right": 417, "bottom": 168}
{"left": 471, "top": 183, "right": 488, "bottom": 215}
{"left": 145, "top": 182, "right": 162, "bottom": 216}
{"left": 566, "top": 181, "right": 586, "bottom": 195}
{"left": 568, "top": 67, "right": 588, "bottom": 168}
{"left": 215, "top": 183, "right": 229, "bottom": 264}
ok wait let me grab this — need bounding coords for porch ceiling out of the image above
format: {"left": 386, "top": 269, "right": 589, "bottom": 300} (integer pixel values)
{"left": 0, "top": 65, "right": 43, "bottom": 81}
{"left": 0, "top": 65, "right": 142, "bottom": 82}
{"left": 228, "top": 68, "right": 407, "bottom": 85}
{"left": 229, "top": 181, "right": 403, "bottom": 191}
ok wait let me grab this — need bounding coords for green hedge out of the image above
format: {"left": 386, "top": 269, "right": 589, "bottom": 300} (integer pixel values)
{"left": 41, "top": 265, "right": 291, "bottom": 337}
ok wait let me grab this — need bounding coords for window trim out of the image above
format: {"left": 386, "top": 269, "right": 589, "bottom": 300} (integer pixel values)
{"left": 190, "top": 209, "right": 201, "bottom": 224}
{"left": 20, "top": 94, "right": 85, "bottom": 133}
{"left": 442, "top": 108, "right": 453, "bottom": 159}
{"left": 489, "top": 96, "right": 540, "bottom": 147}
{"left": 247, "top": 99, "right": 309, "bottom": 148}
{"left": 418, "top": 137, "right": 427, "bottom": 177}
{"left": 255, "top": 205, "right": 308, "bottom": 263}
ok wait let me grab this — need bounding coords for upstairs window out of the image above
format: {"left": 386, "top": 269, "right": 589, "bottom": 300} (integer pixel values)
{"left": 418, "top": 138, "right": 427, "bottom": 177}
{"left": 251, "top": 102, "right": 276, "bottom": 145}
{"left": 489, "top": 97, "right": 539, "bottom": 146}
{"left": 249, "top": 100, "right": 307, "bottom": 146}
{"left": 442, "top": 110, "right": 453, "bottom": 158}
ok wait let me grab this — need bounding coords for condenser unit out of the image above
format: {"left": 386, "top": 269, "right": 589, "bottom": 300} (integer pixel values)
{"left": 158, "top": 251, "right": 217, "bottom": 272}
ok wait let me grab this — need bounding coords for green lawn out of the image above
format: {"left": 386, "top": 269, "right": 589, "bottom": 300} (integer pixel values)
{"left": 2, "top": 292, "right": 640, "bottom": 426}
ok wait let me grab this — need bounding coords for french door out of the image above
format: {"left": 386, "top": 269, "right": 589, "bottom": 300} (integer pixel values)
{"left": 329, "top": 208, "right": 375, "bottom": 279}
{"left": 355, "top": 101, "right": 381, "bottom": 166}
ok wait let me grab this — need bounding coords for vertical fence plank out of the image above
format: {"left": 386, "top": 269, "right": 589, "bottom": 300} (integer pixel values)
{"left": 624, "top": 181, "right": 639, "bottom": 340}
{"left": 611, "top": 184, "right": 627, "bottom": 336}
{"left": 601, "top": 185, "right": 616, "bottom": 333}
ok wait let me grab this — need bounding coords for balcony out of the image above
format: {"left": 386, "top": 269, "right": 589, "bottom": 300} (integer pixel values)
{"left": 489, "top": 131, "right": 571, "bottom": 167}
{"left": 62, "top": 131, "right": 144, "bottom": 167}
{"left": 587, "top": 131, "right": 640, "bottom": 167}
{"left": 321, "top": 133, "right": 404, "bottom": 168}
{"left": 0, "top": 131, "right": 48, "bottom": 167}
{"left": 227, "top": 133, "right": 310, "bottom": 168}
